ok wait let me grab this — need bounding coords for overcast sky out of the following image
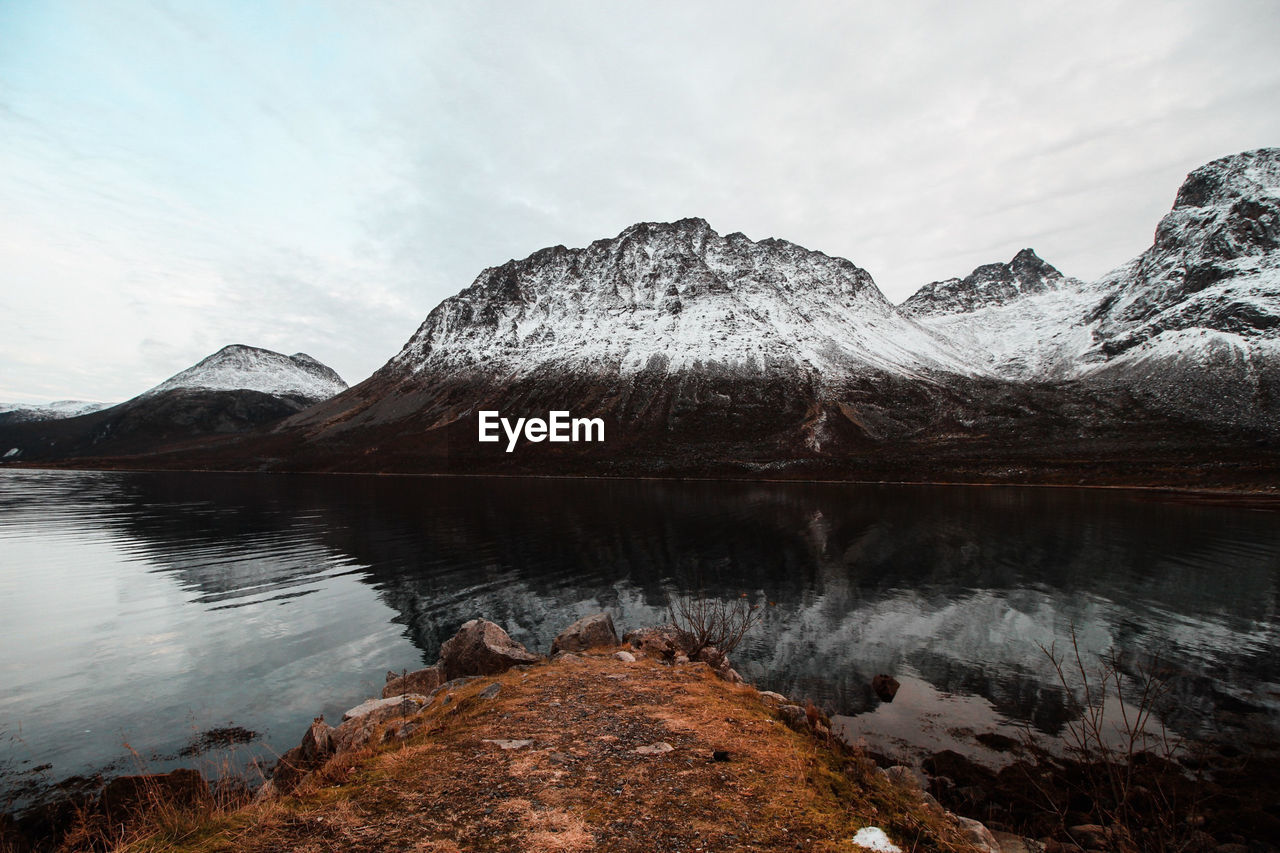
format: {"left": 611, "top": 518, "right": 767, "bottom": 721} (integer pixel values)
{"left": 2, "top": 1, "right": 1278, "bottom": 402}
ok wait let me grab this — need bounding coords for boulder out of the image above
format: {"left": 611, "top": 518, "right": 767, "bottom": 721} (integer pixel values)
{"left": 382, "top": 665, "right": 443, "bottom": 699}
{"left": 623, "top": 626, "right": 684, "bottom": 660}
{"left": 297, "top": 717, "right": 335, "bottom": 764}
{"left": 614, "top": 650, "right": 636, "bottom": 663}
{"left": 272, "top": 717, "right": 337, "bottom": 793}
{"left": 758, "top": 690, "right": 788, "bottom": 705}
{"left": 990, "top": 831, "right": 1045, "bottom": 853}
{"left": 779, "top": 704, "right": 808, "bottom": 731}
{"left": 332, "top": 694, "right": 429, "bottom": 753}
{"left": 1066, "top": 825, "right": 1107, "bottom": 850}
{"left": 872, "top": 674, "right": 900, "bottom": 702}
{"left": 342, "top": 694, "right": 428, "bottom": 723}
{"left": 439, "top": 619, "right": 540, "bottom": 680}
{"left": 881, "top": 765, "right": 926, "bottom": 791}
{"left": 99, "top": 769, "right": 209, "bottom": 818}
{"left": 694, "top": 645, "right": 726, "bottom": 668}
{"left": 954, "top": 816, "right": 1001, "bottom": 853}
{"left": 550, "top": 613, "right": 619, "bottom": 654}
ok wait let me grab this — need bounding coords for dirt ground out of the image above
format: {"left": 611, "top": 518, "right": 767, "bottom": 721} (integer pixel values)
{"left": 137, "top": 653, "right": 980, "bottom": 853}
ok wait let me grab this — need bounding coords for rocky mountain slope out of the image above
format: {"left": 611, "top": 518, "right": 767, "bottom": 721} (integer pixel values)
{"left": 901, "top": 249, "right": 1097, "bottom": 381}
{"left": 0, "top": 400, "right": 112, "bottom": 425}
{"left": 388, "top": 217, "right": 977, "bottom": 381}
{"left": 0, "top": 345, "right": 346, "bottom": 463}
{"left": 900, "top": 148, "right": 1280, "bottom": 436}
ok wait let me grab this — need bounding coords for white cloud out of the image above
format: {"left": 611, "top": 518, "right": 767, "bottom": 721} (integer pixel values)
{"left": 1, "top": 0, "right": 1277, "bottom": 400}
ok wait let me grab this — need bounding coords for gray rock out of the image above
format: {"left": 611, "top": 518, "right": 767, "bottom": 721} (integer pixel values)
{"left": 439, "top": 619, "right": 540, "bottom": 680}
{"left": 990, "top": 831, "right": 1045, "bottom": 853}
{"left": 298, "top": 717, "right": 335, "bottom": 764}
{"left": 483, "top": 738, "right": 533, "bottom": 750}
{"left": 778, "top": 704, "right": 808, "bottom": 730}
{"left": 342, "top": 694, "right": 428, "bottom": 723}
{"left": 881, "top": 764, "right": 926, "bottom": 791}
{"left": 425, "top": 676, "right": 480, "bottom": 705}
{"left": 392, "top": 721, "right": 419, "bottom": 740}
{"left": 382, "top": 665, "right": 443, "bottom": 699}
{"left": 550, "top": 613, "right": 619, "bottom": 654}
{"left": 614, "top": 650, "right": 636, "bottom": 663}
{"left": 758, "top": 690, "right": 788, "bottom": 705}
{"left": 633, "top": 742, "right": 674, "bottom": 755}
{"left": 954, "top": 816, "right": 1001, "bottom": 853}
{"left": 623, "top": 626, "right": 683, "bottom": 660}
{"left": 478, "top": 683, "right": 501, "bottom": 700}
{"left": 271, "top": 717, "right": 336, "bottom": 793}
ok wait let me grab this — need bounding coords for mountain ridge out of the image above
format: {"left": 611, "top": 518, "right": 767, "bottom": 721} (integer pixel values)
{"left": 5, "top": 149, "right": 1279, "bottom": 489}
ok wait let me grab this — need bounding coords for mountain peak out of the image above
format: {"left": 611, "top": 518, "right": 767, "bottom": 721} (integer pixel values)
{"left": 387, "top": 219, "right": 977, "bottom": 380}
{"left": 900, "top": 249, "right": 1072, "bottom": 317}
{"left": 145, "top": 345, "right": 347, "bottom": 401}
{"left": 1172, "top": 147, "right": 1280, "bottom": 210}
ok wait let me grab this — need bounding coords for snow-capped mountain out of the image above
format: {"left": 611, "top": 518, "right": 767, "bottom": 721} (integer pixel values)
{"left": 144, "top": 344, "right": 347, "bottom": 402}
{"left": 1089, "top": 147, "right": 1280, "bottom": 359}
{"left": 897, "top": 148, "right": 1280, "bottom": 433}
{"left": 390, "top": 217, "right": 977, "bottom": 382}
{"left": 0, "top": 400, "right": 112, "bottom": 424}
{"left": 0, "top": 345, "right": 346, "bottom": 463}
{"left": 901, "top": 249, "right": 1097, "bottom": 381}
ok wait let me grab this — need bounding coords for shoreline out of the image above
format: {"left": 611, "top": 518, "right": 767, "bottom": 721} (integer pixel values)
{"left": 6, "top": 462, "right": 1279, "bottom": 507}
{"left": 5, "top": 618, "right": 1278, "bottom": 852}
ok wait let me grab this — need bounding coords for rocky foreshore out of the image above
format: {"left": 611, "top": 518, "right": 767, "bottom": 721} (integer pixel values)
{"left": 4, "top": 615, "right": 1275, "bottom": 852}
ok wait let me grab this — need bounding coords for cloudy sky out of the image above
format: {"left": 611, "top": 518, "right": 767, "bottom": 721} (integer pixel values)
{"left": 2, "top": 1, "right": 1278, "bottom": 402}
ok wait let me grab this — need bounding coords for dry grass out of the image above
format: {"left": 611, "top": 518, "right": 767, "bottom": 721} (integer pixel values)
{"left": 95, "top": 654, "right": 984, "bottom": 853}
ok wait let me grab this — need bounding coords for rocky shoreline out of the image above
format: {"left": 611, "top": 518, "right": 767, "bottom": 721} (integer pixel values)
{"left": 3, "top": 615, "right": 1277, "bottom": 852}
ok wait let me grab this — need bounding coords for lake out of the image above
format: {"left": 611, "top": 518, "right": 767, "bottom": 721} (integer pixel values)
{"left": 1, "top": 469, "right": 1278, "bottom": 805}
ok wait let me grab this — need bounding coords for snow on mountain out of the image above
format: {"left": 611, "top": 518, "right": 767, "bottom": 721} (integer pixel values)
{"left": 389, "top": 218, "right": 983, "bottom": 384}
{"left": 1087, "top": 148, "right": 1280, "bottom": 362}
{"left": 144, "top": 345, "right": 347, "bottom": 402}
{"left": 0, "top": 400, "right": 113, "bottom": 422}
{"left": 901, "top": 250, "right": 1097, "bottom": 381}
{"left": 902, "top": 248, "right": 1076, "bottom": 317}
{"left": 900, "top": 149, "right": 1280, "bottom": 392}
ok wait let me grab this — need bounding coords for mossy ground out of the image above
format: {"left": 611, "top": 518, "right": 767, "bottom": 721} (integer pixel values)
{"left": 107, "top": 652, "right": 982, "bottom": 852}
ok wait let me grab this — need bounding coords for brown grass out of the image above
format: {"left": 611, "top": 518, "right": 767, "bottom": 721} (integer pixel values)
{"left": 95, "top": 654, "right": 984, "bottom": 853}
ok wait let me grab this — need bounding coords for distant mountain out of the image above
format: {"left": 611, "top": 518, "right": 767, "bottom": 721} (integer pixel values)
{"left": 0, "top": 345, "right": 346, "bottom": 463}
{"left": 6, "top": 151, "right": 1277, "bottom": 489}
{"left": 143, "top": 345, "right": 346, "bottom": 400}
{"left": 272, "top": 218, "right": 1043, "bottom": 475}
{"left": 902, "top": 248, "right": 1077, "bottom": 317}
{"left": 0, "top": 400, "right": 112, "bottom": 425}
{"left": 901, "top": 249, "right": 1095, "bottom": 381}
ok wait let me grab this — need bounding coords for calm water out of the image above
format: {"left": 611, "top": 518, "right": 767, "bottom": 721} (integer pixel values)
{"left": 1, "top": 469, "right": 1278, "bottom": 803}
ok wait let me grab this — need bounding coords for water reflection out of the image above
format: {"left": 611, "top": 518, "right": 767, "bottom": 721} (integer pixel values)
{"left": 1, "top": 470, "right": 1277, "bottom": 798}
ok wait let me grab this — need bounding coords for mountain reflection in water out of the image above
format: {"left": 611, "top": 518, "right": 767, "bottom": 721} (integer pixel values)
{"left": 0, "top": 469, "right": 1276, "bottom": 794}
